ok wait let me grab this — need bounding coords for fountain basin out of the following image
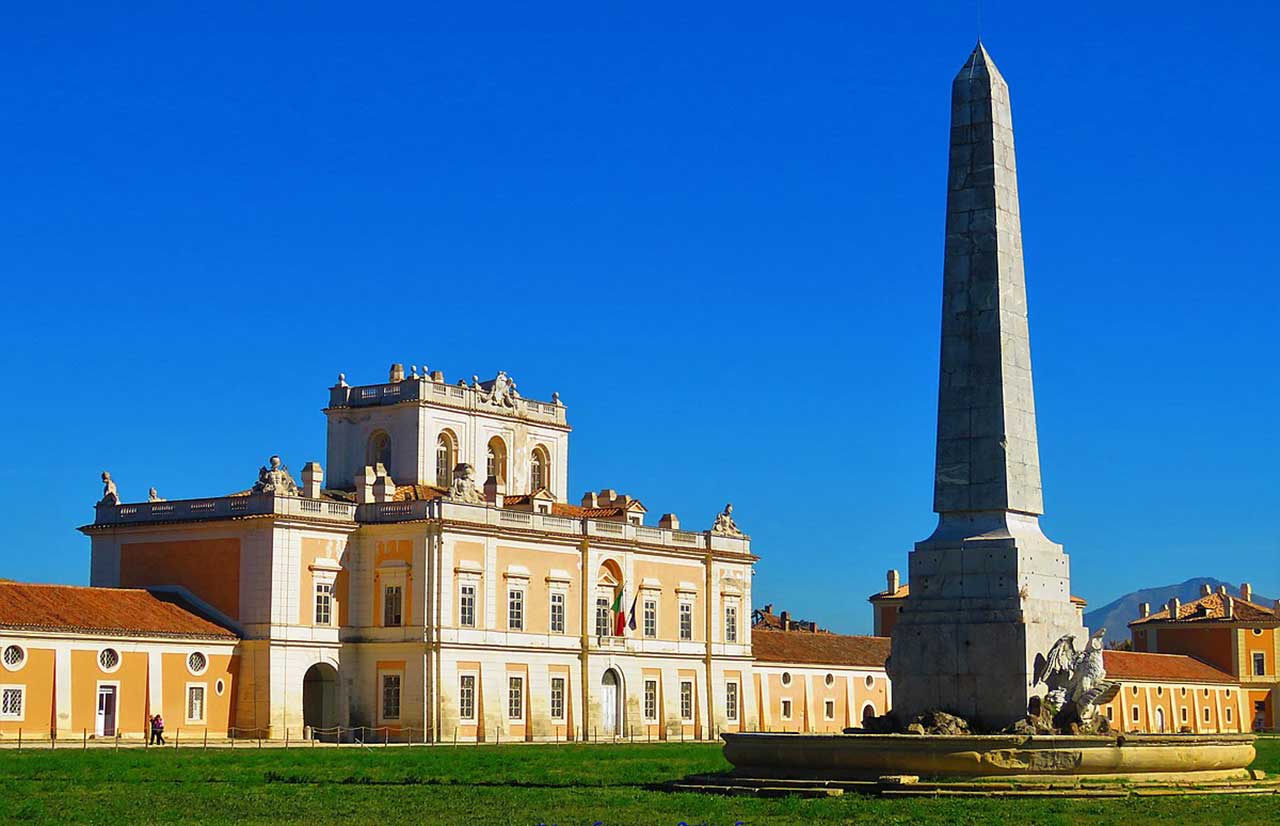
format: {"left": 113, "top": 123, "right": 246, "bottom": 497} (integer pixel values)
{"left": 721, "top": 732, "right": 1258, "bottom": 782}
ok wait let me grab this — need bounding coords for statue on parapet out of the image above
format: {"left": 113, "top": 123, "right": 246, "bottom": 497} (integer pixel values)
{"left": 1032, "top": 628, "right": 1120, "bottom": 733}
{"left": 446, "top": 463, "right": 484, "bottom": 504}
{"left": 252, "top": 455, "right": 300, "bottom": 496}
{"left": 477, "top": 371, "right": 520, "bottom": 409}
{"left": 98, "top": 472, "right": 120, "bottom": 506}
{"left": 711, "top": 503, "right": 745, "bottom": 537}
{"left": 148, "top": 487, "right": 165, "bottom": 502}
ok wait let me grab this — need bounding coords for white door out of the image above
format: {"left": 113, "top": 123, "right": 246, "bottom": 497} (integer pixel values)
{"left": 601, "top": 671, "right": 618, "bottom": 736}
{"left": 1155, "top": 707, "right": 1165, "bottom": 733}
{"left": 96, "top": 686, "right": 117, "bottom": 737}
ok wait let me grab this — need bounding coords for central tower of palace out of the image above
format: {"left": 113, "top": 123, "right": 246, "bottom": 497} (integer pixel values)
{"left": 887, "top": 43, "right": 1085, "bottom": 729}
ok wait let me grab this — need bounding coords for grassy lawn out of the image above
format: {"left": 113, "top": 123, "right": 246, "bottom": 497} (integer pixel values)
{"left": 0, "top": 737, "right": 1275, "bottom": 825}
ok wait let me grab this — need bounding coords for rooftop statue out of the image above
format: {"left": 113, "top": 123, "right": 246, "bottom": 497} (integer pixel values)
{"left": 711, "top": 503, "right": 745, "bottom": 537}
{"left": 98, "top": 472, "right": 120, "bottom": 506}
{"left": 477, "top": 371, "right": 520, "bottom": 410}
{"left": 252, "top": 455, "right": 300, "bottom": 496}
{"left": 446, "top": 463, "right": 484, "bottom": 504}
{"left": 1033, "top": 628, "right": 1120, "bottom": 732}
{"left": 148, "top": 487, "right": 165, "bottom": 502}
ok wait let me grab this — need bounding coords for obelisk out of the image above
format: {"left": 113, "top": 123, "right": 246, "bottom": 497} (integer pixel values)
{"left": 887, "top": 43, "right": 1085, "bottom": 729}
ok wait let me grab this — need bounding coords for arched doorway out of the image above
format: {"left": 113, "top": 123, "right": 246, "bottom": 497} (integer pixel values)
{"left": 303, "top": 662, "right": 339, "bottom": 741}
{"left": 601, "top": 669, "right": 622, "bottom": 737}
{"left": 1154, "top": 707, "right": 1166, "bottom": 733}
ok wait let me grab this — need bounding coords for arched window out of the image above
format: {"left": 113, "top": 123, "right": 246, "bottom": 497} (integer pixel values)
{"left": 367, "top": 430, "right": 391, "bottom": 471}
{"left": 486, "top": 437, "right": 507, "bottom": 483}
{"left": 436, "top": 431, "right": 456, "bottom": 486}
{"left": 530, "top": 445, "right": 550, "bottom": 492}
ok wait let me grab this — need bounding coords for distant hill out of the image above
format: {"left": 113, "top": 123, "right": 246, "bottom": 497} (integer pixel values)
{"left": 1084, "top": 577, "right": 1274, "bottom": 645}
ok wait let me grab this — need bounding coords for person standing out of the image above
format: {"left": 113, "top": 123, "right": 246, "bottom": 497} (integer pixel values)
{"left": 150, "top": 713, "right": 166, "bottom": 746}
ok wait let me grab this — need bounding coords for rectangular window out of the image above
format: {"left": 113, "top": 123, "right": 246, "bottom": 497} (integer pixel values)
{"left": 1204, "top": 706, "right": 1211, "bottom": 722}
{"left": 824, "top": 699, "right": 835, "bottom": 721}
{"left": 725, "top": 682, "right": 739, "bottom": 722}
{"left": 186, "top": 685, "right": 206, "bottom": 723}
{"left": 679, "top": 602, "right": 693, "bottom": 641}
{"left": 781, "top": 698, "right": 793, "bottom": 720}
{"left": 508, "top": 676, "right": 524, "bottom": 720}
{"left": 550, "top": 677, "right": 565, "bottom": 721}
{"left": 508, "top": 589, "right": 524, "bottom": 631}
{"left": 1106, "top": 706, "right": 1114, "bottom": 721}
{"left": 596, "top": 597, "right": 611, "bottom": 637}
{"left": 679, "top": 680, "right": 693, "bottom": 722}
{"left": 458, "top": 675, "right": 476, "bottom": 721}
{"left": 1254, "top": 653, "right": 1266, "bottom": 676}
{"left": 384, "top": 584, "right": 403, "bottom": 627}
{"left": 1181, "top": 707, "right": 1188, "bottom": 723}
{"left": 0, "top": 687, "right": 24, "bottom": 720}
{"left": 1132, "top": 706, "right": 1140, "bottom": 722}
{"left": 725, "top": 604, "right": 738, "bottom": 643}
{"left": 382, "top": 674, "right": 401, "bottom": 721}
{"left": 643, "top": 599, "right": 657, "bottom": 638}
{"left": 459, "top": 584, "right": 476, "bottom": 628}
{"left": 644, "top": 680, "right": 658, "bottom": 721}
{"left": 314, "top": 582, "right": 333, "bottom": 626}
{"left": 550, "top": 592, "right": 565, "bottom": 634}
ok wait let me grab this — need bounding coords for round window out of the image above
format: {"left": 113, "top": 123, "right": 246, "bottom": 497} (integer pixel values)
{"left": 1254, "top": 628, "right": 1263, "bottom": 636}
{"left": 781, "top": 672, "right": 792, "bottom": 686}
{"left": 187, "top": 651, "right": 208, "bottom": 675}
{"left": 2, "top": 644, "right": 26, "bottom": 671}
{"left": 1180, "top": 687, "right": 1187, "bottom": 697}
{"left": 215, "top": 678, "right": 226, "bottom": 696}
{"left": 98, "top": 648, "right": 121, "bottom": 672}
{"left": 1132, "top": 686, "right": 1139, "bottom": 696}
{"left": 865, "top": 674, "right": 875, "bottom": 689}
{"left": 1226, "top": 689, "right": 1232, "bottom": 698}
{"left": 1156, "top": 686, "right": 1163, "bottom": 696}
{"left": 824, "top": 673, "right": 834, "bottom": 687}
{"left": 1204, "top": 688, "right": 1210, "bottom": 697}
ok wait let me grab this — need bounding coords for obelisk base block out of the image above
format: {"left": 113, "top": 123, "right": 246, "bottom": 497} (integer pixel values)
{"left": 887, "top": 513, "right": 1085, "bottom": 730}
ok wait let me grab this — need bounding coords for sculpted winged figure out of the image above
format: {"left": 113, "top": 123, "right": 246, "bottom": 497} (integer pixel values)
{"left": 1033, "top": 628, "right": 1121, "bottom": 727}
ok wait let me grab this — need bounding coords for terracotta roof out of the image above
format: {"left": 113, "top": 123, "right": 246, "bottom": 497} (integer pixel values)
{"left": 392, "top": 484, "right": 447, "bottom": 503}
{"left": 0, "top": 582, "right": 238, "bottom": 640}
{"left": 1129, "top": 592, "right": 1279, "bottom": 627}
{"left": 549, "top": 502, "right": 629, "bottom": 519}
{"left": 751, "top": 608, "right": 827, "bottom": 633}
{"left": 1102, "top": 650, "right": 1237, "bottom": 685}
{"left": 869, "top": 583, "right": 1086, "bottom": 606}
{"left": 752, "top": 629, "right": 890, "bottom": 668}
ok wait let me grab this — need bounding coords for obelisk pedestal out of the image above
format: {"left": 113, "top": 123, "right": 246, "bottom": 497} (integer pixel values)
{"left": 887, "top": 43, "right": 1085, "bottom": 730}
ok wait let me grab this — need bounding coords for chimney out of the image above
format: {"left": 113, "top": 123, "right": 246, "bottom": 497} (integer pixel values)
{"left": 1200, "top": 583, "right": 1212, "bottom": 597}
{"left": 484, "top": 476, "right": 504, "bottom": 508}
{"left": 598, "top": 488, "right": 617, "bottom": 506}
{"left": 1219, "top": 585, "right": 1229, "bottom": 595}
{"left": 301, "top": 462, "right": 323, "bottom": 498}
{"left": 431, "top": 370, "right": 444, "bottom": 383}
{"left": 780, "top": 610, "right": 791, "bottom": 631}
{"left": 1168, "top": 597, "right": 1181, "bottom": 619}
{"left": 1139, "top": 602, "right": 1150, "bottom": 619}
{"left": 1273, "top": 599, "right": 1280, "bottom": 618}
{"left": 1241, "top": 583, "right": 1252, "bottom": 603}
{"left": 372, "top": 467, "right": 396, "bottom": 504}
{"left": 763, "top": 603, "right": 773, "bottom": 614}
{"left": 658, "top": 513, "right": 680, "bottom": 530}
{"left": 389, "top": 363, "right": 405, "bottom": 383}
{"left": 357, "top": 465, "right": 376, "bottom": 505}
{"left": 581, "top": 491, "right": 599, "bottom": 508}
{"left": 887, "top": 569, "right": 901, "bottom": 595}
{"left": 1225, "top": 597, "right": 1236, "bottom": 619}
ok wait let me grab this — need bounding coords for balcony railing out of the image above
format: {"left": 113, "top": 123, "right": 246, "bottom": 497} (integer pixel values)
{"left": 93, "top": 494, "right": 356, "bottom": 526}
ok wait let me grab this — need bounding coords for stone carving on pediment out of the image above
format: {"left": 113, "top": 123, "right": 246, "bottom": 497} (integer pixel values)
{"left": 447, "top": 462, "right": 484, "bottom": 504}
{"left": 711, "top": 502, "right": 745, "bottom": 537}
{"left": 252, "top": 455, "right": 300, "bottom": 496}
{"left": 98, "top": 471, "right": 120, "bottom": 506}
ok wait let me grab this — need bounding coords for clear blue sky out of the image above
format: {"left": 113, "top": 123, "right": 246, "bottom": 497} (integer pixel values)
{"left": 2, "top": 3, "right": 1276, "bottom": 634}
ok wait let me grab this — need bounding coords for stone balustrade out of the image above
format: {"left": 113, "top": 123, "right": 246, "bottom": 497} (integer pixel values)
{"left": 94, "top": 494, "right": 357, "bottom": 525}
{"left": 328, "top": 378, "right": 567, "bottom": 427}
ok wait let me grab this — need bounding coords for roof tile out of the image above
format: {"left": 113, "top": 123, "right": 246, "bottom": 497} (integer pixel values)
{"left": 0, "top": 582, "right": 238, "bottom": 640}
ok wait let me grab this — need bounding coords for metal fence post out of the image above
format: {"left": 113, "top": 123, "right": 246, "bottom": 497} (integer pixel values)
{"left": 83, "top": 729, "right": 87, "bottom": 750}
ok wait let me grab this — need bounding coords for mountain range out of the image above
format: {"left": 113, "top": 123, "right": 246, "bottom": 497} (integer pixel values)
{"left": 1083, "top": 577, "right": 1274, "bottom": 645}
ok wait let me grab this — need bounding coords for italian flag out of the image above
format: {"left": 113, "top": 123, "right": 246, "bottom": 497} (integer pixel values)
{"left": 612, "top": 587, "right": 626, "bottom": 636}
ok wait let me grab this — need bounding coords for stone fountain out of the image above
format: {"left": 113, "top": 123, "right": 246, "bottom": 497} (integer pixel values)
{"left": 719, "top": 42, "right": 1257, "bottom": 787}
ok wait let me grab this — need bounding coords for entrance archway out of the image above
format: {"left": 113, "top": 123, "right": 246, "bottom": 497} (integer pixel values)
{"left": 1154, "top": 707, "right": 1166, "bottom": 733}
{"left": 601, "top": 669, "right": 622, "bottom": 736}
{"left": 303, "top": 662, "right": 339, "bottom": 740}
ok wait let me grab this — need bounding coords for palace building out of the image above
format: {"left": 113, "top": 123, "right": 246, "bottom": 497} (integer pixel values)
{"left": 2, "top": 363, "right": 892, "bottom": 743}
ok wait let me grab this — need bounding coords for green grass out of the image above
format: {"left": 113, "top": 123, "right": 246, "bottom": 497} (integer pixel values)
{"left": 0, "top": 738, "right": 1276, "bottom": 825}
